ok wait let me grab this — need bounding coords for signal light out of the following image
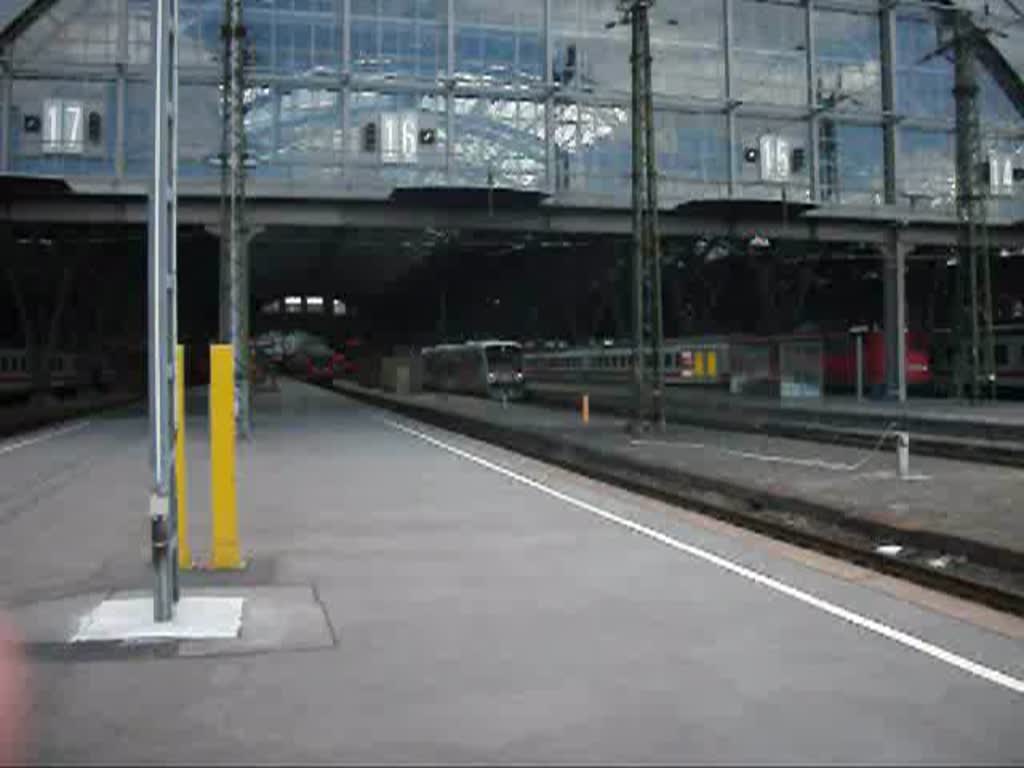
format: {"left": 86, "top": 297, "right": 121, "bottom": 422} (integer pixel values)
{"left": 363, "top": 122, "right": 378, "bottom": 153}
{"left": 88, "top": 112, "right": 102, "bottom": 143}
{"left": 743, "top": 147, "right": 759, "bottom": 163}
{"left": 791, "top": 147, "right": 806, "bottom": 173}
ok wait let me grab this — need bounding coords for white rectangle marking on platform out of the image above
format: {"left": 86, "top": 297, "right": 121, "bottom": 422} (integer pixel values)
{"left": 72, "top": 597, "right": 245, "bottom": 642}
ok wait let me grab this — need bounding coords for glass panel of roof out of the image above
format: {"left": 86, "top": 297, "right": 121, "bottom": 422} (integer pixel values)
{"left": 453, "top": 95, "right": 545, "bottom": 188}
{"left": 734, "top": 0, "right": 807, "bottom": 108}
{"left": 12, "top": 0, "right": 119, "bottom": 66}
{"left": 454, "top": 0, "right": 544, "bottom": 86}
{"left": 895, "top": 11, "right": 954, "bottom": 121}
{"left": 814, "top": 9, "right": 881, "bottom": 114}
{"left": 352, "top": 0, "right": 446, "bottom": 80}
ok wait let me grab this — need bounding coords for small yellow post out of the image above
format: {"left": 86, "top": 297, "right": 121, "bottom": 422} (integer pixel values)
{"left": 210, "top": 344, "right": 242, "bottom": 569}
{"left": 175, "top": 345, "right": 191, "bottom": 570}
{"left": 582, "top": 393, "right": 590, "bottom": 425}
{"left": 707, "top": 350, "right": 718, "bottom": 379}
{"left": 695, "top": 350, "right": 706, "bottom": 378}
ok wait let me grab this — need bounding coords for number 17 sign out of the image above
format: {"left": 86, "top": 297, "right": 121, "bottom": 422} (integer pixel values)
{"left": 42, "top": 99, "right": 84, "bottom": 154}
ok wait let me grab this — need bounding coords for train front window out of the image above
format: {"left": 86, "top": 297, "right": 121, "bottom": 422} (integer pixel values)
{"left": 485, "top": 345, "right": 522, "bottom": 372}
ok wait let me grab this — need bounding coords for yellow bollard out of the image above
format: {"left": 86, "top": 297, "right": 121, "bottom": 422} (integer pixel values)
{"left": 210, "top": 344, "right": 242, "bottom": 569}
{"left": 175, "top": 345, "right": 191, "bottom": 570}
{"left": 582, "top": 393, "right": 590, "bottom": 425}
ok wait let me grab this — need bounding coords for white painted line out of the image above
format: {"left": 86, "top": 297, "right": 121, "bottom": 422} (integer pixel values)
{"left": 722, "top": 447, "right": 858, "bottom": 472}
{"left": 385, "top": 418, "right": 1024, "bottom": 696}
{"left": 0, "top": 420, "right": 91, "bottom": 457}
{"left": 631, "top": 439, "right": 707, "bottom": 450}
{"left": 631, "top": 437, "right": 861, "bottom": 472}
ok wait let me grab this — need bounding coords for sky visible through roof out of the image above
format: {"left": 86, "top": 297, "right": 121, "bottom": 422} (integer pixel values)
{"left": 0, "top": 0, "right": 24, "bottom": 30}
{"left": 0, "top": 0, "right": 1022, "bottom": 98}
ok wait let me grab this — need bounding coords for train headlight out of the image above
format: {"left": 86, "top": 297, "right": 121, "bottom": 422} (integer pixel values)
{"left": 487, "top": 372, "right": 497, "bottom": 383}
{"left": 515, "top": 371, "right": 523, "bottom": 380}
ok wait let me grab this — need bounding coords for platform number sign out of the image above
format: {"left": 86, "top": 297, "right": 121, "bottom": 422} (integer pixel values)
{"left": 759, "top": 134, "right": 790, "bottom": 182}
{"left": 381, "top": 112, "right": 418, "bottom": 164}
{"left": 988, "top": 153, "right": 1015, "bottom": 197}
{"left": 42, "top": 99, "right": 85, "bottom": 154}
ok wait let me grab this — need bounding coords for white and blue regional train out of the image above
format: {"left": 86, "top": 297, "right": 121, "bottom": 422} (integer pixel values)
{"left": 930, "top": 324, "right": 1024, "bottom": 395}
{"left": 421, "top": 340, "right": 526, "bottom": 398}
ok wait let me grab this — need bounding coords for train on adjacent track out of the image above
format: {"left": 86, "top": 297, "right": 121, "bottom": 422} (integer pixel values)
{"left": 421, "top": 340, "right": 526, "bottom": 398}
{"left": 254, "top": 330, "right": 349, "bottom": 384}
{"left": 522, "top": 330, "right": 933, "bottom": 395}
{"left": 930, "top": 323, "right": 1024, "bottom": 395}
{"left": 0, "top": 348, "right": 115, "bottom": 398}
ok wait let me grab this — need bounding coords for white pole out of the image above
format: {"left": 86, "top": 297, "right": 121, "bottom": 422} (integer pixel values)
{"left": 897, "top": 431, "right": 910, "bottom": 480}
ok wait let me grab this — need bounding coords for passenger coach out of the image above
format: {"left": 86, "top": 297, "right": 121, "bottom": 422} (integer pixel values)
{"left": 421, "top": 340, "right": 526, "bottom": 399}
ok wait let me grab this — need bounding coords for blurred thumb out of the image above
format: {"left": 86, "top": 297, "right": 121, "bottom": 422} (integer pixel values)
{"left": 0, "top": 617, "right": 28, "bottom": 766}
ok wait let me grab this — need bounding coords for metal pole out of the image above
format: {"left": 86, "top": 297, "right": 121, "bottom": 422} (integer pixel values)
{"left": 855, "top": 334, "right": 864, "bottom": 401}
{"left": 723, "top": 0, "right": 735, "bottom": 197}
{"left": 227, "top": 0, "right": 251, "bottom": 438}
{"left": 218, "top": 0, "right": 231, "bottom": 342}
{"left": 892, "top": 230, "right": 907, "bottom": 403}
{"left": 544, "top": 0, "right": 555, "bottom": 193}
{"left": 439, "top": 288, "right": 447, "bottom": 342}
{"left": 641, "top": 2, "right": 665, "bottom": 431}
{"left": 970, "top": 216, "right": 980, "bottom": 404}
{"left": 953, "top": 10, "right": 984, "bottom": 403}
{"left": 0, "top": 62, "right": 10, "bottom": 172}
{"left": 629, "top": 2, "right": 646, "bottom": 430}
{"left": 981, "top": 222, "right": 997, "bottom": 400}
{"left": 169, "top": 0, "right": 181, "bottom": 604}
{"left": 880, "top": 0, "right": 898, "bottom": 206}
{"left": 148, "top": 0, "right": 179, "bottom": 623}
{"left": 804, "top": 0, "right": 817, "bottom": 201}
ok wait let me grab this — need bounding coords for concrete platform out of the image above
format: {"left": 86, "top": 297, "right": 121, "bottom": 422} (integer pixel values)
{"left": 2, "top": 380, "right": 1023, "bottom": 764}
{"left": 336, "top": 380, "right": 1024, "bottom": 608}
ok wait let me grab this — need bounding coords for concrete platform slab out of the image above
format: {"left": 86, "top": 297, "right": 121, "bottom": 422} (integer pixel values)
{"left": 72, "top": 596, "right": 244, "bottom": 642}
{"left": 14, "top": 586, "right": 334, "bottom": 659}
{"left": 178, "top": 586, "right": 335, "bottom": 657}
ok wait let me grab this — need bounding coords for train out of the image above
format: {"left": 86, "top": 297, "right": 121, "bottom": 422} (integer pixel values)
{"left": 523, "top": 337, "right": 731, "bottom": 388}
{"left": 930, "top": 324, "right": 1024, "bottom": 395}
{"left": 523, "top": 330, "right": 933, "bottom": 395}
{"left": 421, "top": 340, "right": 526, "bottom": 398}
{"left": 254, "top": 330, "right": 346, "bottom": 384}
{"left": 822, "top": 330, "right": 932, "bottom": 392}
{"left": 0, "top": 348, "right": 115, "bottom": 397}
